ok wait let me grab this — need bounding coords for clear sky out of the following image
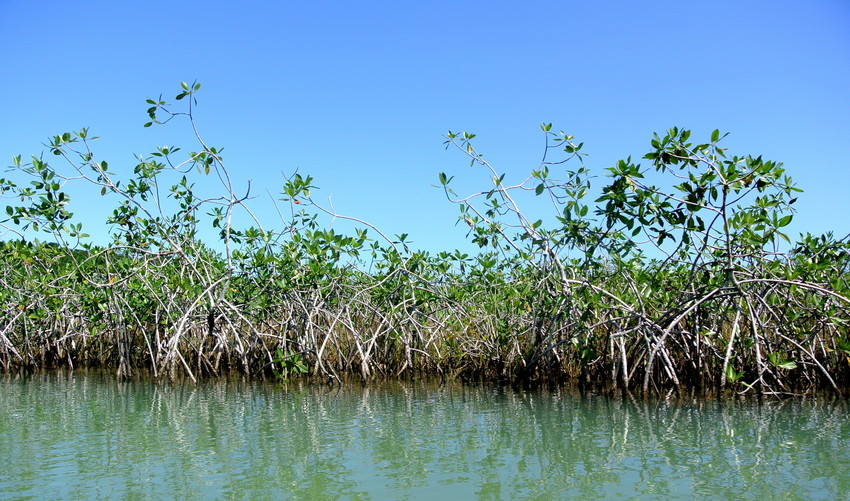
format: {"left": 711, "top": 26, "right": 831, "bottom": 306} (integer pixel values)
{"left": 2, "top": 1, "right": 849, "bottom": 255}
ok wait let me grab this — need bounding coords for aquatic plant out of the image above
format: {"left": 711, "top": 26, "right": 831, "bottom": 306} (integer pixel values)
{"left": 0, "top": 82, "right": 848, "bottom": 396}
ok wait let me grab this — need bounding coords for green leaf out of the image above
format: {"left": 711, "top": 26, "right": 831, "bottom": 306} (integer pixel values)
{"left": 725, "top": 364, "right": 742, "bottom": 383}
{"left": 711, "top": 129, "right": 720, "bottom": 142}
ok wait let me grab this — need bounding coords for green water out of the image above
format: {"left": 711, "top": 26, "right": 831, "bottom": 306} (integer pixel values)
{"left": 1, "top": 372, "right": 848, "bottom": 500}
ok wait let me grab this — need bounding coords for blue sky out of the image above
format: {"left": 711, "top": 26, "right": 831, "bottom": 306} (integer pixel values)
{"left": 2, "top": 1, "right": 849, "bottom": 255}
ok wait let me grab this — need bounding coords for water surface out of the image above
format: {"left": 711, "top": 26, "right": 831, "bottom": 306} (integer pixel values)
{"left": 1, "top": 372, "right": 848, "bottom": 499}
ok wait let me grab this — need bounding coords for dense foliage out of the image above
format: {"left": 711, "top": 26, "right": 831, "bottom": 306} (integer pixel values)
{"left": 2, "top": 82, "right": 849, "bottom": 395}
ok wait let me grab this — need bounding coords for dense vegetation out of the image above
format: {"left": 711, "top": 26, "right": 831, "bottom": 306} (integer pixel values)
{"left": 2, "top": 82, "right": 849, "bottom": 395}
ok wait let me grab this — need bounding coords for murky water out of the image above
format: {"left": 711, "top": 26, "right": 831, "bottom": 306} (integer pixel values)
{"left": 1, "top": 372, "right": 848, "bottom": 500}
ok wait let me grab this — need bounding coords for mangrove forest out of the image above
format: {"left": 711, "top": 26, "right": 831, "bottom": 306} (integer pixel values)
{"left": 2, "top": 82, "right": 849, "bottom": 396}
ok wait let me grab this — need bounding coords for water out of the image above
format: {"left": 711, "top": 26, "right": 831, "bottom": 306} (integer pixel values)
{"left": 1, "top": 372, "right": 848, "bottom": 500}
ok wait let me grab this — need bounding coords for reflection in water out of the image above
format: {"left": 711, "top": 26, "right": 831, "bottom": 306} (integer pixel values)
{"left": 1, "top": 372, "right": 848, "bottom": 499}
